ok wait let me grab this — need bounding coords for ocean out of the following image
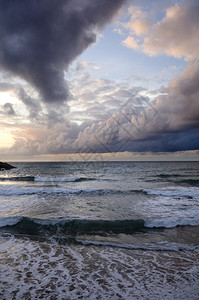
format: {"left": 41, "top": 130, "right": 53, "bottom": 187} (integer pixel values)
{"left": 0, "top": 161, "right": 199, "bottom": 299}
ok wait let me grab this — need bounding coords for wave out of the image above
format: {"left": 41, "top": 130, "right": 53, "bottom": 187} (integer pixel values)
{"left": 35, "top": 176, "right": 96, "bottom": 182}
{"left": 0, "top": 216, "right": 145, "bottom": 236}
{"left": 76, "top": 239, "right": 199, "bottom": 251}
{"left": 157, "top": 173, "right": 183, "bottom": 178}
{"left": 0, "top": 186, "right": 109, "bottom": 196}
{"left": 174, "top": 179, "right": 199, "bottom": 186}
{"left": 154, "top": 174, "right": 199, "bottom": 187}
{"left": 0, "top": 185, "right": 145, "bottom": 196}
{"left": 144, "top": 186, "right": 199, "bottom": 198}
{"left": 0, "top": 176, "right": 96, "bottom": 183}
{"left": 0, "top": 176, "right": 35, "bottom": 182}
{"left": 1, "top": 216, "right": 199, "bottom": 238}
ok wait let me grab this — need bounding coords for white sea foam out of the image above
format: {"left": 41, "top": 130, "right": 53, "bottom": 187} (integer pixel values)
{"left": 77, "top": 239, "right": 199, "bottom": 251}
{"left": 34, "top": 176, "right": 80, "bottom": 182}
{"left": 0, "top": 236, "right": 199, "bottom": 300}
{"left": 0, "top": 185, "right": 106, "bottom": 196}
{"left": 145, "top": 217, "right": 199, "bottom": 228}
{"left": 0, "top": 216, "right": 58, "bottom": 228}
{"left": 0, "top": 216, "right": 22, "bottom": 228}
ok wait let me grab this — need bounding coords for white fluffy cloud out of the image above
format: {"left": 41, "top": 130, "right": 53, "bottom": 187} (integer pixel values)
{"left": 122, "top": 0, "right": 199, "bottom": 61}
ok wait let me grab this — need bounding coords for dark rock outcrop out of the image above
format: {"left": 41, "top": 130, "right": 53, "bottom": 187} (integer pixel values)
{"left": 0, "top": 162, "right": 16, "bottom": 171}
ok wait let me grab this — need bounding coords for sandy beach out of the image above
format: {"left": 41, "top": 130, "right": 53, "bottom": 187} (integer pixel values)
{"left": 0, "top": 234, "right": 199, "bottom": 299}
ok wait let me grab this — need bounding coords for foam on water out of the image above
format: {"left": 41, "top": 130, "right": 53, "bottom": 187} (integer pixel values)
{"left": 35, "top": 176, "right": 81, "bottom": 182}
{"left": 0, "top": 162, "right": 199, "bottom": 299}
{"left": 141, "top": 186, "right": 199, "bottom": 227}
{"left": 77, "top": 239, "right": 199, "bottom": 251}
{"left": 0, "top": 216, "right": 22, "bottom": 227}
{"left": 0, "top": 176, "right": 95, "bottom": 182}
{"left": 145, "top": 217, "right": 199, "bottom": 228}
{"left": 0, "top": 235, "right": 198, "bottom": 300}
{"left": 0, "top": 184, "right": 110, "bottom": 196}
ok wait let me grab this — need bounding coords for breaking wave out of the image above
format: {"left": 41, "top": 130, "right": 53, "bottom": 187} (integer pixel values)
{"left": 0, "top": 176, "right": 96, "bottom": 182}
{"left": 1, "top": 216, "right": 199, "bottom": 237}
{"left": 0, "top": 185, "right": 145, "bottom": 196}
{"left": 0, "top": 216, "right": 145, "bottom": 236}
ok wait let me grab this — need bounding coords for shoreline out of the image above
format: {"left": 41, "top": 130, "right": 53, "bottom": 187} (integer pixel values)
{"left": 0, "top": 234, "right": 199, "bottom": 299}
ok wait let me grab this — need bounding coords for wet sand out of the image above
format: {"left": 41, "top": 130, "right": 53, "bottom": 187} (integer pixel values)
{"left": 0, "top": 235, "right": 199, "bottom": 299}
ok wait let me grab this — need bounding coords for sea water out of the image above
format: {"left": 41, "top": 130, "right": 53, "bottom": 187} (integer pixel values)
{"left": 0, "top": 161, "right": 199, "bottom": 299}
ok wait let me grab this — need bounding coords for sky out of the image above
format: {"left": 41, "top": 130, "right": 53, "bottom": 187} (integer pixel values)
{"left": 0, "top": 0, "right": 199, "bottom": 162}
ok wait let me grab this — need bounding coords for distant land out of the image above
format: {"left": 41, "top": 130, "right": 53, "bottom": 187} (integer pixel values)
{"left": 0, "top": 162, "right": 16, "bottom": 170}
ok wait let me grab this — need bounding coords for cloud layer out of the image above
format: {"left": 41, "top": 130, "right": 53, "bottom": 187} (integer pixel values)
{"left": 66, "top": 0, "right": 199, "bottom": 154}
{"left": 0, "top": 0, "right": 124, "bottom": 103}
{"left": 4, "top": 59, "right": 199, "bottom": 156}
{"left": 0, "top": 0, "right": 199, "bottom": 159}
{"left": 72, "top": 61, "right": 199, "bottom": 153}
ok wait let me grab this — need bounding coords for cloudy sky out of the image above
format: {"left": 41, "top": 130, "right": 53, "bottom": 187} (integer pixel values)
{"left": 0, "top": 0, "right": 199, "bottom": 161}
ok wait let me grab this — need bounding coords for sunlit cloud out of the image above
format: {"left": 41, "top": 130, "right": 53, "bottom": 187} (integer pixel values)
{"left": 0, "top": 0, "right": 198, "bottom": 161}
{"left": 121, "top": 1, "right": 199, "bottom": 61}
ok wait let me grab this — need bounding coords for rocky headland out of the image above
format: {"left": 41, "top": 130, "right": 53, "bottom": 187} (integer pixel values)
{"left": 0, "top": 162, "right": 16, "bottom": 171}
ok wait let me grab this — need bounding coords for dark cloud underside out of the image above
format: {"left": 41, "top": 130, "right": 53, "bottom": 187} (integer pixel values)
{"left": 0, "top": 0, "right": 124, "bottom": 103}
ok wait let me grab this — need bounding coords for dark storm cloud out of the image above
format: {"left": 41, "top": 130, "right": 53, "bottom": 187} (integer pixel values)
{"left": 0, "top": 0, "right": 125, "bottom": 103}
{"left": 113, "top": 128, "right": 199, "bottom": 153}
